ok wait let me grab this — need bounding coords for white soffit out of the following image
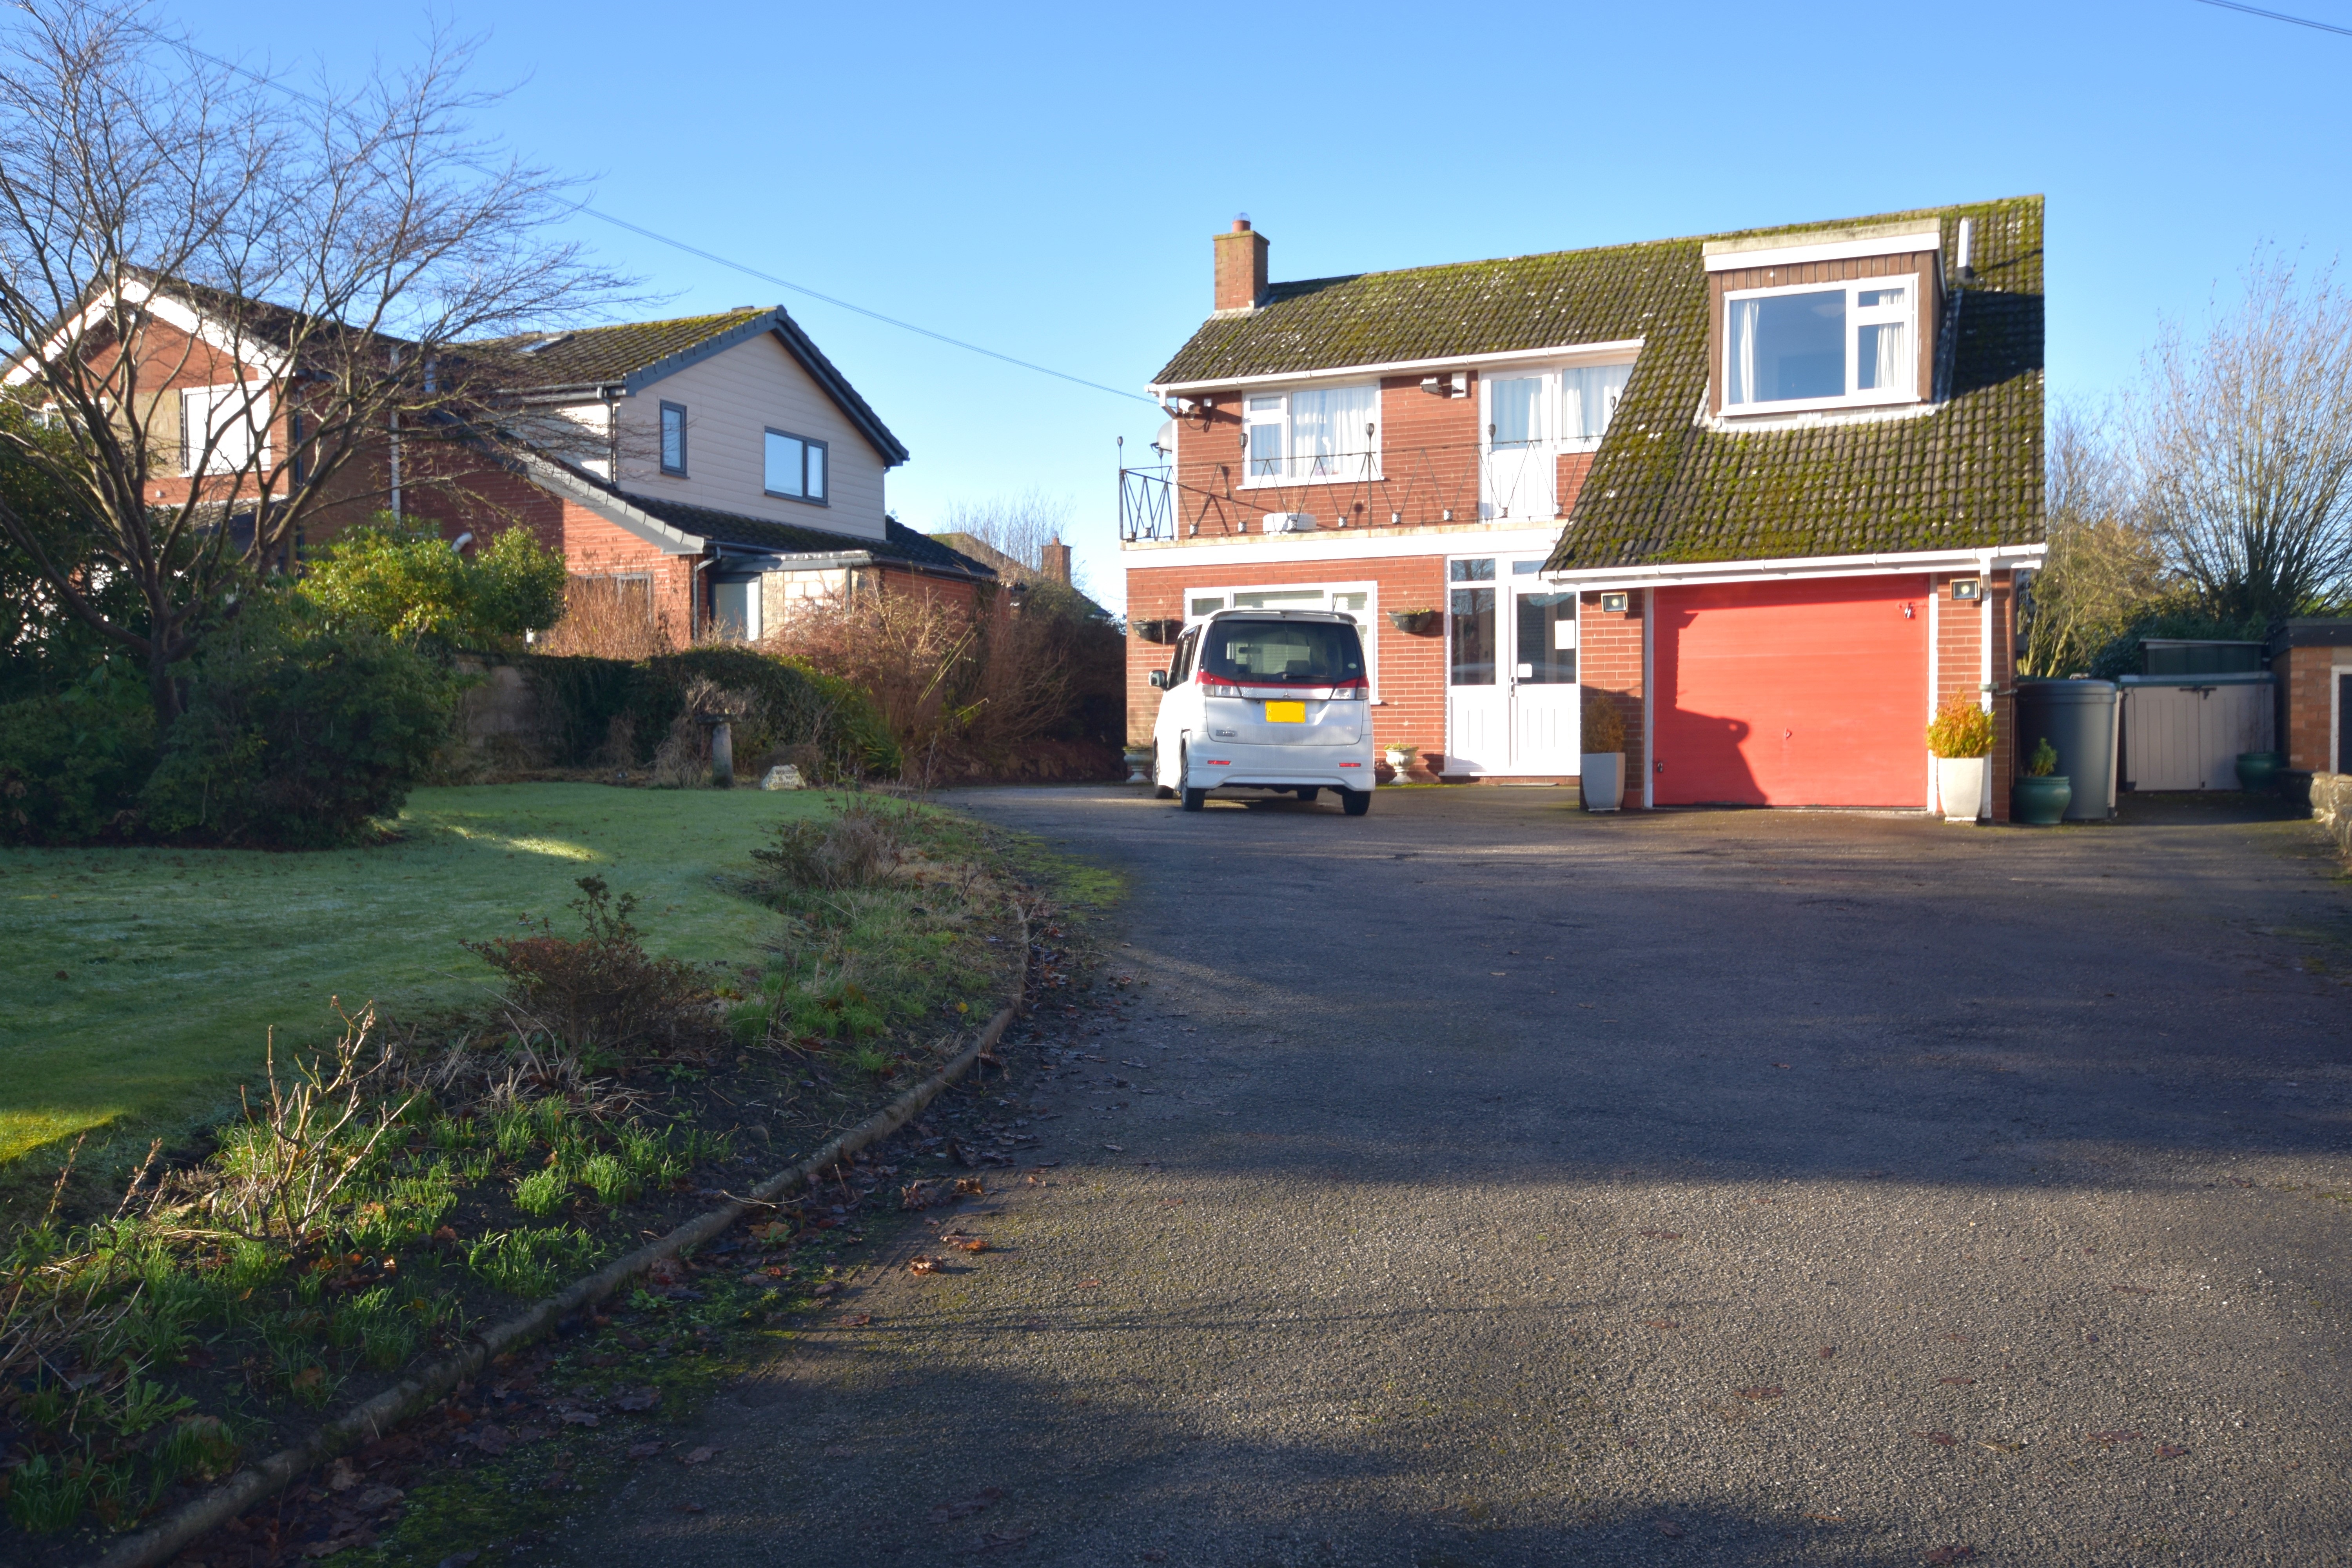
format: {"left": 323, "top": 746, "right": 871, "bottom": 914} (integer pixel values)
{"left": 1702, "top": 224, "right": 1943, "bottom": 274}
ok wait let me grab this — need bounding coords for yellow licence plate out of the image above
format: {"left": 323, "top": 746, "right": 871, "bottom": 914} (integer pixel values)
{"left": 1264, "top": 700, "right": 1306, "bottom": 723}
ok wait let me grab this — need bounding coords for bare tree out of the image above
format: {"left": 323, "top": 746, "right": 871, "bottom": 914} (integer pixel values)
{"left": 2132, "top": 252, "right": 2352, "bottom": 628}
{"left": 2020, "top": 401, "right": 2169, "bottom": 676}
{"left": 0, "top": 0, "right": 632, "bottom": 720}
{"left": 940, "top": 488, "right": 1082, "bottom": 589}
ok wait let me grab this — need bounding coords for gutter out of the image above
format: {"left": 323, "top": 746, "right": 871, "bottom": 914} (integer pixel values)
{"left": 1151, "top": 338, "right": 1646, "bottom": 396}
{"left": 1538, "top": 543, "right": 2047, "bottom": 592}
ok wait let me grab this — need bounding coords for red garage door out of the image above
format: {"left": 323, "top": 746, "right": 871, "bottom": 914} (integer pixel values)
{"left": 1654, "top": 577, "right": 1929, "bottom": 807}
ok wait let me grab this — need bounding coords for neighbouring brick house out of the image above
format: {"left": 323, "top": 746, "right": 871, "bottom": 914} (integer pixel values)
{"left": 2270, "top": 619, "right": 2352, "bottom": 779}
{"left": 1123, "top": 198, "right": 2046, "bottom": 816}
{"left": 9, "top": 283, "right": 993, "bottom": 641}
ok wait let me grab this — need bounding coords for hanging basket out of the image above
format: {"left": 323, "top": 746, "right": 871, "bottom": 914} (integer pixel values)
{"left": 1387, "top": 609, "right": 1443, "bottom": 636}
{"left": 1132, "top": 618, "right": 1183, "bottom": 645}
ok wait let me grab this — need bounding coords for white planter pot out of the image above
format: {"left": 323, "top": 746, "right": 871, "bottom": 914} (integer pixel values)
{"left": 1580, "top": 752, "right": 1625, "bottom": 812}
{"left": 1384, "top": 750, "right": 1415, "bottom": 784}
{"left": 1936, "top": 756, "right": 1987, "bottom": 822}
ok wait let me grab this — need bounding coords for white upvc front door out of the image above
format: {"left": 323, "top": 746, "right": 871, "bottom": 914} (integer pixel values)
{"left": 1444, "top": 556, "right": 1582, "bottom": 775}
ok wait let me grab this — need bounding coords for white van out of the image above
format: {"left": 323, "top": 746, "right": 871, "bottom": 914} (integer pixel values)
{"left": 1147, "top": 609, "right": 1375, "bottom": 815}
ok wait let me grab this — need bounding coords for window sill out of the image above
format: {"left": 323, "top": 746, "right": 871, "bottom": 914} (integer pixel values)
{"left": 1720, "top": 390, "right": 1920, "bottom": 418}
{"left": 762, "top": 490, "right": 830, "bottom": 507}
{"left": 1238, "top": 470, "right": 1385, "bottom": 490}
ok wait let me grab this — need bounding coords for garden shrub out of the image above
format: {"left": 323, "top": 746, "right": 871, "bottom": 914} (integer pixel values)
{"left": 141, "top": 598, "right": 457, "bottom": 848}
{"left": 463, "top": 875, "right": 719, "bottom": 1061}
{"left": 519, "top": 644, "right": 899, "bottom": 780}
{"left": 297, "top": 516, "right": 568, "bottom": 651}
{"left": 750, "top": 795, "right": 906, "bottom": 892}
{"left": 0, "top": 657, "right": 158, "bottom": 844}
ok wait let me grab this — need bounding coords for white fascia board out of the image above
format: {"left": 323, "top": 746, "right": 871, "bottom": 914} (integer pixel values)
{"left": 1538, "top": 543, "right": 2047, "bottom": 590}
{"left": 5, "top": 278, "right": 293, "bottom": 388}
{"left": 1149, "top": 338, "right": 1644, "bottom": 397}
{"left": 1702, "top": 228, "right": 1942, "bottom": 273}
{"left": 518, "top": 452, "right": 707, "bottom": 555}
{"left": 1121, "top": 524, "right": 1568, "bottom": 571}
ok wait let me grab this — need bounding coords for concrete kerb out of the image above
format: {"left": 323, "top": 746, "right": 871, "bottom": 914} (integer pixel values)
{"left": 87, "top": 906, "right": 1033, "bottom": 1568}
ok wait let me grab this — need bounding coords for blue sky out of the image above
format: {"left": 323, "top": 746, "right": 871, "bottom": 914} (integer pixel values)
{"left": 192, "top": 0, "right": 2352, "bottom": 612}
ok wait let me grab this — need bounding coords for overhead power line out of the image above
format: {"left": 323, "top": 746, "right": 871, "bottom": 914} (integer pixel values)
{"left": 2193, "top": 0, "right": 2352, "bottom": 38}
{"left": 178, "top": 40, "right": 1156, "bottom": 406}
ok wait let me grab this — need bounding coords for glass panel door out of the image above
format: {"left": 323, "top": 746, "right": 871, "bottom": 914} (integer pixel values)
{"left": 1510, "top": 582, "right": 1580, "bottom": 771}
{"left": 1445, "top": 559, "right": 1506, "bottom": 773}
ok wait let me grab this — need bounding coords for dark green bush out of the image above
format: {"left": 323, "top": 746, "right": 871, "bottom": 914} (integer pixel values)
{"left": 141, "top": 600, "right": 457, "bottom": 848}
{"left": 521, "top": 645, "right": 899, "bottom": 780}
{"left": 0, "top": 658, "right": 158, "bottom": 843}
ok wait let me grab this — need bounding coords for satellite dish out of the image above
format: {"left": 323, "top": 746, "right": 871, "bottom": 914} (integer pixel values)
{"left": 1153, "top": 419, "right": 1176, "bottom": 456}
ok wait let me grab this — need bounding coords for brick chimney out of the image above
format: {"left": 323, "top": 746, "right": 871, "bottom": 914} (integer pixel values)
{"left": 1214, "top": 217, "right": 1269, "bottom": 314}
{"left": 1039, "top": 535, "right": 1073, "bottom": 585}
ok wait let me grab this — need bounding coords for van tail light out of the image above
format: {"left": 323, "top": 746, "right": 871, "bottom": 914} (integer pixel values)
{"left": 1197, "top": 672, "right": 1242, "bottom": 698}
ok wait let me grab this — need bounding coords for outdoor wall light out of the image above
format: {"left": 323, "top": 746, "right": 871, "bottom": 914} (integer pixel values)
{"left": 1952, "top": 577, "right": 1983, "bottom": 602}
{"left": 1600, "top": 592, "right": 1629, "bottom": 613}
{"left": 1903, "top": 602, "right": 1916, "bottom": 619}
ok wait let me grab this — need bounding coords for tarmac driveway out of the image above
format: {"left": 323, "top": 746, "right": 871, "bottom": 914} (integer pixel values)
{"left": 553, "top": 786, "right": 2352, "bottom": 1567}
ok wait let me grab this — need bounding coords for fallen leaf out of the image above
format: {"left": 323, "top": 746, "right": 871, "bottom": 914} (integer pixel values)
{"left": 1654, "top": 1519, "right": 1685, "bottom": 1538}
{"left": 1938, "top": 1377, "right": 1976, "bottom": 1386}
{"left": 955, "top": 1177, "right": 986, "bottom": 1195}
{"left": 1923, "top": 1548, "right": 1976, "bottom": 1564}
{"left": 1977, "top": 1440, "right": 2026, "bottom": 1453}
{"left": 681, "top": 1446, "right": 716, "bottom": 1465}
{"left": 353, "top": 1485, "right": 405, "bottom": 1513}
{"left": 626, "top": 1442, "right": 665, "bottom": 1459}
{"left": 1818, "top": 1346, "right": 1837, "bottom": 1359}
{"left": 675, "top": 1503, "right": 704, "bottom": 1514}
{"left": 1735, "top": 1387, "right": 1782, "bottom": 1401}
{"left": 293, "top": 1366, "right": 327, "bottom": 1394}
{"left": 559, "top": 1410, "right": 599, "bottom": 1428}
{"left": 1102, "top": 1143, "right": 1124, "bottom": 1152}
{"left": 2156, "top": 1444, "right": 2189, "bottom": 1459}
{"left": 1915, "top": 1431, "right": 1957, "bottom": 1446}
{"left": 908, "top": 1256, "right": 940, "bottom": 1276}
{"left": 2089, "top": 1430, "right": 2143, "bottom": 1445}
{"left": 1636, "top": 1229, "right": 1682, "bottom": 1240}
{"left": 947, "top": 1236, "right": 987, "bottom": 1254}
{"left": 612, "top": 1388, "right": 661, "bottom": 1412}
{"left": 326, "top": 1458, "right": 359, "bottom": 1492}
{"left": 849, "top": 1313, "right": 873, "bottom": 1327}
{"left": 432, "top": 1226, "right": 459, "bottom": 1243}
{"left": 811, "top": 1281, "right": 839, "bottom": 1296}
{"left": 1076, "top": 1278, "right": 1102, "bottom": 1289}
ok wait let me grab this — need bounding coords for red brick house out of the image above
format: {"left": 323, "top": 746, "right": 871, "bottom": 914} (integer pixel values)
{"left": 7, "top": 284, "right": 993, "bottom": 641}
{"left": 1123, "top": 198, "right": 2046, "bottom": 816}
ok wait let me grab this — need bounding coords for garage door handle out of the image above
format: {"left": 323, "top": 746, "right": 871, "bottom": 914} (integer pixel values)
{"left": 1784, "top": 729, "right": 1793, "bottom": 739}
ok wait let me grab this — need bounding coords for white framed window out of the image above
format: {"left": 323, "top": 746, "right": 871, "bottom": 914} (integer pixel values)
{"left": 1181, "top": 580, "right": 1379, "bottom": 695}
{"left": 1722, "top": 276, "right": 1919, "bottom": 412}
{"left": 1240, "top": 384, "right": 1380, "bottom": 486}
{"left": 180, "top": 383, "right": 271, "bottom": 475}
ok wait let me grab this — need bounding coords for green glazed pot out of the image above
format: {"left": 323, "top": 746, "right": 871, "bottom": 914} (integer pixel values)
{"left": 2235, "top": 751, "right": 2282, "bottom": 792}
{"left": 2013, "top": 774, "right": 2071, "bottom": 826}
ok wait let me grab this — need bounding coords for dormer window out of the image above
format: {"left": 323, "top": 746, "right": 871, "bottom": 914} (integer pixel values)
{"left": 1723, "top": 278, "right": 1917, "bottom": 410}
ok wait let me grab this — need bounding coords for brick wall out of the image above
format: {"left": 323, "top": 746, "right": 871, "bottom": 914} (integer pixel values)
{"left": 1922, "top": 570, "right": 2016, "bottom": 821}
{"left": 1124, "top": 553, "right": 1449, "bottom": 771}
{"left": 1577, "top": 590, "right": 1646, "bottom": 799}
{"left": 2282, "top": 646, "right": 2337, "bottom": 773}
{"left": 1171, "top": 378, "right": 1490, "bottom": 540}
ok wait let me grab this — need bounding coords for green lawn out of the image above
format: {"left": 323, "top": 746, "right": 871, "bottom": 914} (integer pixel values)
{"left": 0, "top": 784, "right": 837, "bottom": 1175}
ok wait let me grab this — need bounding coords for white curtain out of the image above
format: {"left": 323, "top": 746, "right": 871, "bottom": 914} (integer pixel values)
{"left": 1725, "top": 300, "right": 1760, "bottom": 407}
{"left": 1561, "top": 364, "right": 1632, "bottom": 439}
{"left": 1289, "top": 384, "right": 1377, "bottom": 478}
{"left": 1861, "top": 321, "right": 1907, "bottom": 393}
{"left": 1491, "top": 377, "right": 1543, "bottom": 446}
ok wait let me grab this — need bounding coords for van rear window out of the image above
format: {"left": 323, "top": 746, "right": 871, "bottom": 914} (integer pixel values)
{"left": 1201, "top": 621, "right": 1365, "bottom": 684}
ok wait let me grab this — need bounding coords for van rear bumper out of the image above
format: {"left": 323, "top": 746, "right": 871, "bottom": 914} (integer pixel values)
{"left": 1186, "top": 741, "right": 1374, "bottom": 792}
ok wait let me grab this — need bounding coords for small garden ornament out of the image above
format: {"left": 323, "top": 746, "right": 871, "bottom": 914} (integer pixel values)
{"left": 1383, "top": 742, "right": 1418, "bottom": 784}
{"left": 1926, "top": 693, "right": 1994, "bottom": 823}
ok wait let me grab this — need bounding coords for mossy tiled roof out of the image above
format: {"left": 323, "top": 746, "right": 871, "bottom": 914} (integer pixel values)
{"left": 1152, "top": 198, "right": 2044, "bottom": 568}
{"left": 498, "top": 310, "right": 773, "bottom": 389}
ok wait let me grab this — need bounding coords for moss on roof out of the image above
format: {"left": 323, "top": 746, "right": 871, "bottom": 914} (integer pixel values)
{"left": 496, "top": 310, "right": 773, "bottom": 389}
{"left": 1152, "top": 197, "right": 2044, "bottom": 568}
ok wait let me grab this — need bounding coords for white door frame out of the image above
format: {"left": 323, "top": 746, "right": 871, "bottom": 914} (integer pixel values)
{"left": 1445, "top": 553, "right": 1583, "bottom": 775}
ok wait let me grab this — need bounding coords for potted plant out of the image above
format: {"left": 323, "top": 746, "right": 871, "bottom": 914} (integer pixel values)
{"left": 2236, "top": 750, "right": 2283, "bottom": 792}
{"left": 1123, "top": 743, "right": 1154, "bottom": 784}
{"left": 1382, "top": 742, "right": 1418, "bottom": 784}
{"left": 2013, "top": 737, "right": 2071, "bottom": 826}
{"left": 1925, "top": 693, "right": 1994, "bottom": 823}
{"left": 1580, "top": 692, "right": 1627, "bottom": 812}
{"left": 1387, "top": 606, "right": 1443, "bottom": 635}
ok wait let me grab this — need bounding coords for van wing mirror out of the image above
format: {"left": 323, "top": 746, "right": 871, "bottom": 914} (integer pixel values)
{"left": 1148, "top": 669, "right": 1169, "bottom": 689}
